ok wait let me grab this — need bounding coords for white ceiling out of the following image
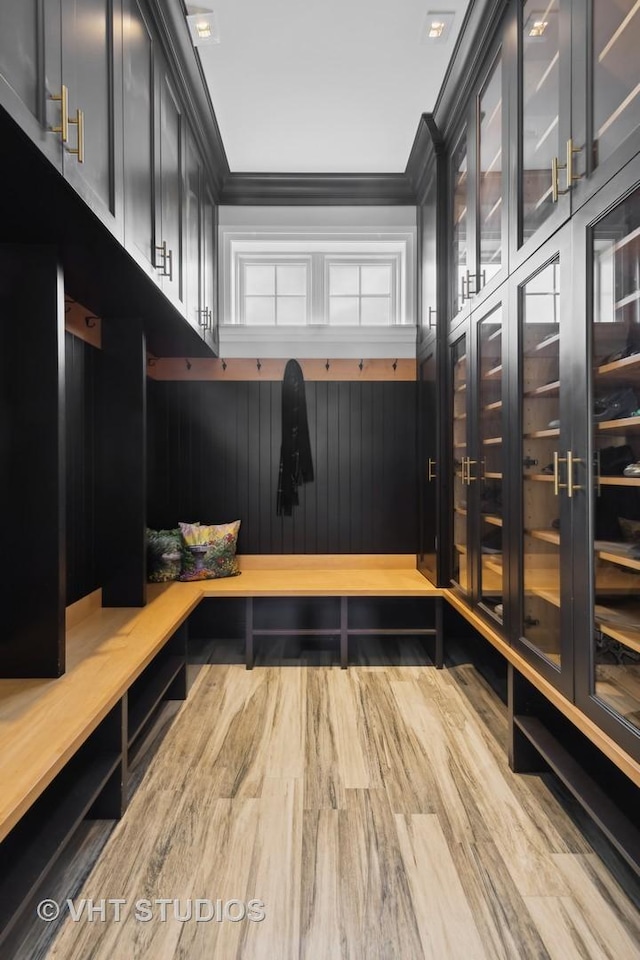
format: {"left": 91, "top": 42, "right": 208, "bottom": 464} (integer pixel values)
{"left": 193, "top": 0, "right": 472, "bottom": 174}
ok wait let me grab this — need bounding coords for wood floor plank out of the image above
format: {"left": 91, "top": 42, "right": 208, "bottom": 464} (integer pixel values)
{"left": 23, "top": 649, "right": 640, "bottom": 960}
{"left": 395, "top": 814, "right": 487, "bottom": 960}
{"left": 449, "top": 841, "right": 552, "bottom": 960}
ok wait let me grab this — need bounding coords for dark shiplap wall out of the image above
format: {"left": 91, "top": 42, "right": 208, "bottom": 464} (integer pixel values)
{"left": 66, "top": 332, "right": 99, "bottom": 604}
{"left": 148, "top": 380, "right": 418, "bottom": 554}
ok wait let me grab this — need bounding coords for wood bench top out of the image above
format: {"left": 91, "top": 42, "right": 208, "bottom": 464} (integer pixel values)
{"left": 0, "top": 559, "right": 439, "bottom": 842}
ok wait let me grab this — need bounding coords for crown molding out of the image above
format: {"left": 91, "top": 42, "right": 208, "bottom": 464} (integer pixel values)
{"left": 219, "top": 172, "right": 417, "bottom": 206}
{"left": 404, "top": 114, "right": 445, "bottom": 205}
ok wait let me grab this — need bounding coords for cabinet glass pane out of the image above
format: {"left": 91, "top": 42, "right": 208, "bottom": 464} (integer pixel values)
{"left": 479, "top": 307, "right": 503, "bottom": 619}
{"left": 479, "top": 56, "right": 503, "bottom": 284}
{"left": 452, "top": 136, "right": 468, "bottom": 316}
{"left": 591, "top": 186, "right": 640, "bottom": 732}
{"left": 521, "top": 259, "right": 562, "bottom": 664}
{"left": 521, "top": 0, "right": 560, "bottom": 241}
{"left": 593, "top": 1, "right": 640, "bottom": 169}
{"left": 452, "top": 337, "right": 469, "bottom": 591}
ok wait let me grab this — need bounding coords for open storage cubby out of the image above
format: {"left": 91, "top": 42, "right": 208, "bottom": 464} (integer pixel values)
{"left": 0, "top": 702, "right": 124, "bottom": 949}
{"left": 126, "top": 624, "right": 188, "bottom": 752}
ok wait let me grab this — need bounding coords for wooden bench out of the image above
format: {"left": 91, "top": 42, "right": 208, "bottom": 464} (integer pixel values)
{"left": 0, "top": 555, "right": 440, "bottom": 949}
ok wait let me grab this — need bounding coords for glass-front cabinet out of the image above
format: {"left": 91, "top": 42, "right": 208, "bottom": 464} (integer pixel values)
{"left": 448, "top": 290, "right": 508, "bottom": 623}
{"left": 574, "top": 167, "right": 640, "bottom": 760}
{"left": 515, "top": 232, "right": 575, "bottom": 696}
{"left": 478, "top": 305, "right": 504, "bottom": 621}
{"left": 419, "top": 342, "right": 439, "bottom": 585}
{"left": 451, "top": 333, "right": 470, "bottom": 594}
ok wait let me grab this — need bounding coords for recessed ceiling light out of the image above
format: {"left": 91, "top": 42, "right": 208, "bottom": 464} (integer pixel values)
{"left": 186, "top": 10, "right": 220, "bottom": 46}
{"left": 422, "top": 11, "right": 455, "bottom": 44}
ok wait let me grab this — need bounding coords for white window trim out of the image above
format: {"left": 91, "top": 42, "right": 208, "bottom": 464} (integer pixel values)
{"left": 220, "top": 226, "right": 416, "bottom": 328}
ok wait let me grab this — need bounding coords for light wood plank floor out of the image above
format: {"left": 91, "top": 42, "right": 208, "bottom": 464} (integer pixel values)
{"left": 15, "top": 638, "right": 640, "bottom": 960}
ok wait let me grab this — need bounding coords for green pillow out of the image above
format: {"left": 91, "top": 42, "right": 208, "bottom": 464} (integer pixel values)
{"left": 146, "top": 528, "right": 182, "bottom": 582}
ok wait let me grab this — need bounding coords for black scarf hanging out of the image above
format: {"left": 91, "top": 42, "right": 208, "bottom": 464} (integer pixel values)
{"left": 276, "top": 359, "right": 314, "bottom": 516}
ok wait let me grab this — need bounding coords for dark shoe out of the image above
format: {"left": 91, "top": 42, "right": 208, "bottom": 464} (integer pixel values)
{"left": 594, "top": 387, "right": 638, "bottom": 423}
{"left": 600, "top": 444, "right": 635, "bottom": 476}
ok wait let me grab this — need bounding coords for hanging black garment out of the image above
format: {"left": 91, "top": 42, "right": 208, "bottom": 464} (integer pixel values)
{"left": 277, "top": 359, "right": 314, "bottom": 515}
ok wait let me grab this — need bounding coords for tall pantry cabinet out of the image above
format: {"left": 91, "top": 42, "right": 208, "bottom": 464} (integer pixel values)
{"left": 428, "top": 0, "right": 640, "bottom": 779}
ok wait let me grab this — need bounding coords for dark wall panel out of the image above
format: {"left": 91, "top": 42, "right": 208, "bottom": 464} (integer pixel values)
{"left": 148, "top": 380, "right": 418, "bottom": 555}
{"left": 65, "top": 332, "right": 98, "bottom": 605}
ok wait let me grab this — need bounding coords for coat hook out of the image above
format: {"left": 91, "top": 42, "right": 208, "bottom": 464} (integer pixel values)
{"left": 392, "top": 359, "right": 398, "bottom": 371}
{"left": 221, "top": 358, "right": 227, "bottom": 371}
{"left": 256, "top": 358, "right": 262, "bottom": 371}
{"left": 358, "top": 359, "right": 364, "bottom": 372}
{"left": 185, "top": 358, "right": 192, "bottom": 371}
{"left": 325, "top": 359, "right": 331, "bottom": 371}
{"left": 85, "top": 315, "right": 98, "bottom": 328}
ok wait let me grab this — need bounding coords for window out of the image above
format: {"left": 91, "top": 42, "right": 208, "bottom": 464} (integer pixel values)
{"left": 221, "top": 229, "right": 415, "bottom": 331}
{"left": 241, "top": 260, "right": 309, "bottom": 325}
{"left": 327, "top": 261, "right": 394, "bottom": 326}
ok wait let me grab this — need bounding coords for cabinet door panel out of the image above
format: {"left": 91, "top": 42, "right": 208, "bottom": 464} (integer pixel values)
{"left": 451, "top": 332, "right": 471, "bottom": 594}
{"left": 158, "top": 66, "right": 184, "bottom": 306}
{"left": 62, "top": 0, "right": 123, "bottom": 236}
{"left": 185, "top": 129, "right": 202, "bottom": 331}
{"left": 418, "top": 346, "right": 439, "bottom": 584}
{"left": 202, "top": 185, "right": 217, "bottom": 349}
{"left": 123, "top": 0, "right": 155, "bottom": 272}
{"left": 0, "top": 0, "right": 62, "bottom": 169}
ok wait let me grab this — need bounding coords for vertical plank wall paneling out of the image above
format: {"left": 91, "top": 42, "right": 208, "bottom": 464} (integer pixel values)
{"left": 147, "top": 380, "right": 418, "bottom": 554}
{"left": 65, "top": 332, "right": 99, "bottom": 604}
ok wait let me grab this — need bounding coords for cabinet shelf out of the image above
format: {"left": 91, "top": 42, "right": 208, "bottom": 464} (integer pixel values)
{"left": 483, "top": 364, "right": 503, "bottom": 380}
{"left": 599, "top": 549, "right": 640, "bottom": 573}
{"left": 485, "top": 472, "right": 503, "bottom": 480}
{"left": 483, "top": 400, "right": 503, "bottom": 412}
{"left": 599, "top": 476, "right": 640, "bottom": 487}
{"left": 524, "top": 473, "right": 554, "bottom": 482}
{"left": 615, "top": 289, "right": 640, "bottom": 311}
{"left": 599, "top": 4, "right": 640, "bottom": 62}
{"left": 597, "top": 415, "right": 640, "bottom": 434}
{"left": 524, "top": 333, "right": 559, "bottom": 358}
{"left": 596, "top": 353, "right": 640, "bottom": 378}
{"left": 454, "top": 506, "right": 468, "bottom": 517}
{"left": 453, "top": 413, "right": 467, "bottom": 421}
{"left": 482, "top": 514, "right": 502, "bottom": 527}
{"left": 527, "top": 528, "right": 560, "bottom": 546}
{"left": 525, "top": 380, "right": 560, "bottom": 398}
{"left": 612, "top": 224, "right": 640, "bottom": 254}
{"left": 455, "top": 383, "right": 467, "bottom": 393}
{"left": 595, "top": 603, "right": 640, "bottom": 655}
{"left": 483, "top": 436, "right": 502, "bottom": 446}
{"left": 487, "top": 327, "right": 502, "bottom": 342}
{"left": 524, "top": 428, "right": 560, "bottom": 439}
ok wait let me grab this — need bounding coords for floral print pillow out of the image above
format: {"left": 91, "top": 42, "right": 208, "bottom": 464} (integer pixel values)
{"left": 178, "top": 520, "right": 241, "bottom": 581}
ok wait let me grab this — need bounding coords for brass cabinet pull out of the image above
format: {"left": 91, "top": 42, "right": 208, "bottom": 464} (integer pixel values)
{"left": 50, "top": 85, "right": 69, "bottom": 143}
{"left": 428, "top": 306, "right": 437, "bottom": 328}
{"left": 466, "top": 458, "right": 477, "bottom": 484}
{"left": 197, "top": 308, "right": 208, "bottom": 328}
{"left": 459, "top": 457, "right": 467, "bottom": 486}
{"left": 551, "top": 156, "right": 567, "bottom": 203}
{"left": 428, "top": 458, "right": 437, "bottom": 482}
{"left": 566, "top": 450, "right": 583, "bottom": 499}
{"left": 565, "top": 138, "right": 583, "bottom": 190}
{"left": 68, "top": 107, "right": 84, "bottom": 163}
{"left": 553, "top": 451, "right": 568, "bottom": 496}
{"left": 155, "top": 241, "right": 168, "bottom": 273}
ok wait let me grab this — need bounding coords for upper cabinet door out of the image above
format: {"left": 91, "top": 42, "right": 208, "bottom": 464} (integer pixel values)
{"left": 156, "top": 59, "right": 185, "bottom": 309}
{"left": 61, "top": 0, "right": 124, "bottom": 239}
{"left": 185, "top": 126, "right": 203, "bottom": 332}
{"left": 570, "top": 0, "right": 640, "bottom": 207}
{"left": 123, "top": 0, "right": 156, "bottom": 276}
{"left": 201, "top": 184, "right": 218, "bottom": 352}
{"left": 477, "top": 48, "right": 508, "bottom": 298}
{"left": 419, "top": 169, "right": 439, "bottom": 344}
{"left": 450, "top": 128, "right": 474, "bottom": 324}
{"left": 0, "top": 0, "right": 63, "bottom": 169}
{"left": 513, "top": 0, "right": 573, "bottom": 266}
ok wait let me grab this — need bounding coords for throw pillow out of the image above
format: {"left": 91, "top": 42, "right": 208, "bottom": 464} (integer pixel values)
{"left": 179, "top": 520, "right": 241, "bottom": 581}
{"left": 146, "top": 528, "right": 182, "bottom": 582}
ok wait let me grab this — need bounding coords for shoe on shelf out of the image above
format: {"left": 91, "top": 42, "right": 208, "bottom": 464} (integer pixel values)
{"left": 494, "top": 603, "right": 503, "bottom": 618}
{"left": 547, "top": 419, "right": 560, "bottom": 429}
{"left": 551, "top": 518, "right": 560, "bottom": 530}
{"left": 599, "top": 444, "right": 635, "bottom": 476}
{"left": 593, "top": 387, "right": 638, "bottom": 423}
{"left": 541, "top": 463, "right": 555, "bottom": 475}
{"left": 623, "top": 462, "right": 640, "bottom": 477}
